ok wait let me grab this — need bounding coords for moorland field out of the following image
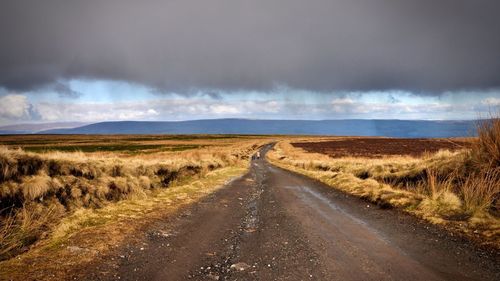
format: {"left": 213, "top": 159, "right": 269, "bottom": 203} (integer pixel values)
{"left": 0, "top": 135, "right": 272, "bottom": 262}
{"left": 268, "top": 119, "right": 500, "bottom": 247}
{"left": 0, "top": 119, "right": 498, "bottom": 279}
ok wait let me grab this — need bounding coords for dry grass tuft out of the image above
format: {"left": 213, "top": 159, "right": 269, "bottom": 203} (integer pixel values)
{"left": 462, "top": 116, "right": 500, "bottom": 216}
{"left": 0, "top": 203, "right": 65, "bottom": 259}
{"left": 472, "top": 117, "right": 500, "bottom": 169}
{"left": 460, "top": 169, "right": 500, "bottom": 216}
{"left": 22, "top": 175, "right": 51, "bottom": 201}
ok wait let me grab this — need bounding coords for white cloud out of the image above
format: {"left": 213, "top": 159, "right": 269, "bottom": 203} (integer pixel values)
{"left": 45, "top": 95, "right": 473, "bottom": 121}
{"left": 482, "top": 97, "right": 500, "bottom": 106}
{"left": 261, "top": 100, "right": 281, "bottom": 113}
{"left": 0, "top": 94, "right": 32, "bottom": 119}
{"left": 209, "top": 105, "right": 240, "bottom": 114}
{"left": 331, "top": 98, "right": 355, "bottom": 113}
{"left": 146, "top": 109, "right": 159, "bottom": 116}
{"left": 31, "top": 98, "right": 280, "bottom": 122}
{"left": 1, "top": 90, "right": 496, "bottom": 125}
{"left": 331, "top": 98, "right": 355, "bottom": 105}
{"left": 35, "top": 102, "right": 163, "bottom": 122}
{"left": 328, "top": 97, "right": 457, "bottom": 117}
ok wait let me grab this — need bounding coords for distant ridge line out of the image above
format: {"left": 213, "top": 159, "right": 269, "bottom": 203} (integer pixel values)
{"left": 34, "top": 119, "right": 478, "bottom": 138}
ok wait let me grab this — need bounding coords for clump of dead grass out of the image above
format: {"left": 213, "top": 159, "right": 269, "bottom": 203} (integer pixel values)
{"left": 460, "top": 169, "right": 500, "bottom": 216}
{"left": 460, "top": 116, "right": 500, "bottom": 216}
{"left": 472, "top": 117, "right": 500, "bottom": 169}
{"left": 0, "top": 203, "right": 65, "bottom": 259}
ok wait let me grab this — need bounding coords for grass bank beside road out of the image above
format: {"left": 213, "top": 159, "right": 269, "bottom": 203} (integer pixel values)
{"left": 0, "top": 164, "right": 248, "bottom": 280}
{"left": 0, "top": 136, "right": 270, "bottom": 267}
{"left": 267, "top": 119, "right": 500, "bottom": 248}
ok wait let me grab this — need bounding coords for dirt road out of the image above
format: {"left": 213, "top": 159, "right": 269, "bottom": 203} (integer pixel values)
{"left": 80, "top": 144, "right": 499, "bottom": 281}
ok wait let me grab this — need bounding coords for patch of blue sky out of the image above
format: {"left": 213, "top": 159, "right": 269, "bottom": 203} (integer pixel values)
{"left": 68, "top": 79, "right": 158, "bottom": 102}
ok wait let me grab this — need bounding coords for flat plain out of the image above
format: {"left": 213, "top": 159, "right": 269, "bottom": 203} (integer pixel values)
{"left": 292, "top": 137, "right": 472, "bottom": 158}
{"left": 0, "top": 130, "right": 498, "bottom": 280}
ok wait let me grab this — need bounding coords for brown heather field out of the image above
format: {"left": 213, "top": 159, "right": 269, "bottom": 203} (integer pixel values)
{"left": 267, "top": 119, "right": 500, "bottom": 247}
{"left": 292, "top": 137, "right": 473, "bottom": 158}
{"left": 0, "top": 135, "right": 273, "bottom": 261}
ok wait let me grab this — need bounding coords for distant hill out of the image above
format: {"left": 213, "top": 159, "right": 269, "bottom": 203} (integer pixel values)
{"left": 0, "top": 122, "right": 89, "bottom": 134}
{"left": 39, "top": 119, "right": 478, "bottom": 138}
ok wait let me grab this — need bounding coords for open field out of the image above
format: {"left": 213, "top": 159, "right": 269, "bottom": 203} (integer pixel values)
{"left": 267, "top": 119, "right": 500, "bottom": 249}
{"left": 0, "top": 134, "right": 256, "bottom": 155}
{"left": 1, "top": 126, "right": 499, "bottom": 280}
{"left": 292, "top": 137, "right": 472, "bottom": 158}
{"left": 0, "top": 135, "right": 272, "bottom": 264}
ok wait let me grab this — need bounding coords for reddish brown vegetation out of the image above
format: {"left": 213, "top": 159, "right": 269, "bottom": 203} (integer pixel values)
{"left": 292, "top": 138, "right": 472, "bottom": 158}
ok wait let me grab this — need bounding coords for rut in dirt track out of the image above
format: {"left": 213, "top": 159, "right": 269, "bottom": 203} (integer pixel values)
{"left": 82, "top": 144, "right": 499, "bottom": 281}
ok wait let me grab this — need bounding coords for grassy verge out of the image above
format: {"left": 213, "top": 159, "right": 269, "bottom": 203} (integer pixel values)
{"left": 0, "top": 165, "right": 247, "bottom": 280}
{"left": 267, "top": 120, "right": 500, "bottom": 247}
{"left": 0, "top": 139, "right": 266, "bottom": 260}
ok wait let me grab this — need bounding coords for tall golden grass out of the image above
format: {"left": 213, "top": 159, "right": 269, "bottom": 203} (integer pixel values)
{"left": 460, "top": 169, "right": 499, "bottom": 215}
{"left": 472, "top": 117, "right": 500, "bottom": 168}
{"left": 462, "top": 116, "right": 500, "bottom": 215}
{"left": 268, "top": 118, "right": 500, "bottom": 245}
{"left": 0, "top": 139, "right": 266, "bottom": 260}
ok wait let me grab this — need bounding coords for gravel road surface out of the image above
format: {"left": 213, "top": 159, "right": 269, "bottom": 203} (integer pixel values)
{"left": 81, "top": 144, "right": 499, "bottom": 281}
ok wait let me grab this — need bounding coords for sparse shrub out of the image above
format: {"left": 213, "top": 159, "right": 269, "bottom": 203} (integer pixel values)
{"left": 421, "top": 168, "right": 455, "bottom": 199}
{"left": 0, "top": 203, "right": 64, "bottom": 260}
{"left": 460, "top": 169, "right": 500, "bottom": 215}
{"left": 459, "top": 115, "right": 500, "bottom": 215}
{"left": 472, "top": 117, "right": 500, "bottom": 169}
{"left": 0, "top": 154, "right": 16, "bottom": 182}
{"left": 419, "top": 191, "right": 462, "bottom": 218}
{"left": 22, "top": 174, "right": 51, "bottom": 200}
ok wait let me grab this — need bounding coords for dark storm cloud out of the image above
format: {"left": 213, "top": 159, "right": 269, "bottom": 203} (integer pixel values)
{"left": 1, "top": 0, "right": 500, "bottom": 94}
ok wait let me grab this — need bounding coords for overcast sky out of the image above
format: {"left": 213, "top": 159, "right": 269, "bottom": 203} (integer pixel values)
{"left": 0, "top": 0, "right": 499, "bottom": 125}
